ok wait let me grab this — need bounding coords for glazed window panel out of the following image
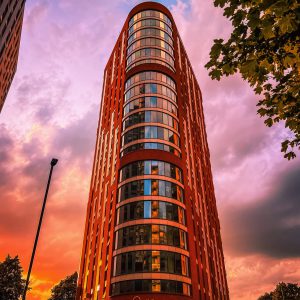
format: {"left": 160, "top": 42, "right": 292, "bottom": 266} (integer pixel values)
{"left": 125, "top": 83, "right": 176, "bottom": 102}
{"left": 127, "top": 38, "right": 174, "bottom": 56}
{"left": 126, "top": 59, "right": 174, "bottom": 71}
{"left": 129, "top": 10, "right": 172, "bottom": 28}
{"left": 111, "top": 280, "right": 191, "bottom": 296}
{"left": 122, "top": 126, "right": 180, "bottom": 147}
{"left": 128, "top": 28, "right": 173, "bottom": 45}
{"left": 118, "top": 179, "right": 184, "bottom": 202}
{"left": 117, "top": 201, "right": 185, "bottom": 225}
{"left": 125, "top": 71, "right": 175, "bottom": 90}
{"left": 127, "top": 48, "right": 174, "bottom": 66}
{"left": 128, "top": 19, "right": 172, "bottom": 35}
{"left": 115, "top": 224, "right": 187, "bottom": 249}
{"left": 121, "top": 142, "right": 181, "bottom": 157}
{"left": 113, "top": 250, "right": 189, "bottom": 276}
{"left": 119, "top": 160, "right": 182, "bottom": 182}
{"left": 123, "top": 111, "right": 178, "bottom": 131}
{"left": 124, "top": 97, "right": 177, "bottom": 116}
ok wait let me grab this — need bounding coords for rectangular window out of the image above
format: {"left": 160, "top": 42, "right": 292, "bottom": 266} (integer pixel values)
{"left": 144, "top": 161, "right": 151, "bottom": 174}
{"left": 159, "top": 201, "right": 166, "bottom": 219}
{"left": 150, "top": 96, "right": 157, "bottom": 107}
{"left": 152, "top": 251, "right": 160, "bottom": 272}
{"left": 144, "top": 201, "right": 151, "bottom": 218}
{"left": 152, "top": 225, "right": 159, "bottom": 244}
{"left": 144, "top": 180, "right": 151, "bottom": 195}
{"left": 145, "top": 111, "right": 151, "bottom": 122}
{"left": 160, "top": 252, "right": 167, "bottom": 272}
{"left": 151, "top": 160, "right": 158, "bottom": 174}
{"left": 152, "top": 200, "right": 159, "bottom": 218}
{"left": 159, "top": 180, "right": 166, "bottom": 196}
{"left": 152, "top": 280, "right": 161, "bottom": 292}
{"left": 152, "top": 180, "right": 159, "bottom": 195}
{"left": 158, "top": 161, "right": 164, "bottom": 175}
{"left": 159, "top": 225, "right": 167, "bottom": 244}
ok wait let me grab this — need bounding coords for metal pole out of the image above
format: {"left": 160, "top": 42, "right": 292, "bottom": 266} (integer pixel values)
{"left": 22, "top": 158, "right": 58, "bottom": 300}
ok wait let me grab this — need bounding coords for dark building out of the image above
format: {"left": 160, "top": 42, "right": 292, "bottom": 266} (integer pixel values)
{"left": 0, "top": 0, "right": 25, "bottom": 112}
{"left": 77, "top": 2, "right": 229, "bottom": 299}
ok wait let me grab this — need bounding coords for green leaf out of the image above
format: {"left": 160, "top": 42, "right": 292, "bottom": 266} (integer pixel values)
{"left": 261, "top": 23, "right": 275, "bottom": 40}
{"left": 277, "top": 15, "right": 297, "bottom": 34}
{"left": 210, "top": 69, "right": 222, "bottom": 80}
{"left": 210, "top": 42, "right": 223, "bottom": 59}
{"left": 222, "top": 63, "right": 232, "bottom": 74}
{"left": 265, "top": 117, "right": 273, "bottom": 127}
{"left": 214, "top": 0, "right": 227, "bottom": 8}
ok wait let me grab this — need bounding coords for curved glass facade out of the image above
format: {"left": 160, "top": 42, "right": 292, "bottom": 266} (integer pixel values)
{"left": 128, "top": 18, "right": 172, "bottom": 35}
{"left": 122, "top": 126, "right": 180, "bottom": 147}
{"left": 127, "top": 48, "right": 174, "bottom": 69}
{"left": 115, "top": 224, "right": 187, "bottom": 249}
{"left": 129, "top": 10, "right": 172, "bottom": 27}
{"left": 117, "top": 200, "right": 185, "bottom": 224}
{"left": 124, "top": 96, "right": 177, "bottom": 117}
{"left": 113, "top": 250, "right": 189, "bottom": 276}
{"left": 121, "top": 142, "right": 181, "bottom": 157}
{"left": 118, "top": 179, "right": 184, "bottom": 202}
{"left": 125, "top": 71, "right": 176, "bottom": 90}
{"left": 123, "top": 110, "right": 178, "bottom": 130}
{"left": 120, "top": 160, "right": 182, "bottom": 182}
{"left": 111, "top": 279, "right": 191, "bottom": 296}
{"left": 125, "top": 83, "right": 176, "bottom": 102}
{"left": 122, "top": 71, "right": 179, "bottom": 153}
{"left": 112, "top": 9, "right": 191, "bottom": 297}
{"left": 127, "top": 38, "right": 174, "bottom": 56}
{"left": 127, "top": 10, "right": 174, "bottom": 71}
{"left": 128, "top": 28, "right": 173, "bottom": 48}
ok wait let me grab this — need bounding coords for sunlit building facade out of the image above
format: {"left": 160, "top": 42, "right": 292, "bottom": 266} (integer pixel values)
{"left": 77, "top": 2, "right": 229, "bottom": 299}
{"left": 0, "top": 0, "right": 25, "bottom": 112}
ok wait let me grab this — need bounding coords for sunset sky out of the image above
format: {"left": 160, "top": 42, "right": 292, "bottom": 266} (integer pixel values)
{"left": 0, "top": 0, "right": 299, "bottom": 299}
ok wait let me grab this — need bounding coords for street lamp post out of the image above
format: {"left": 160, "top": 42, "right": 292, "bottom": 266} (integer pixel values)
{"left": 22, "top": 158, "right": 58, "bottom": 300}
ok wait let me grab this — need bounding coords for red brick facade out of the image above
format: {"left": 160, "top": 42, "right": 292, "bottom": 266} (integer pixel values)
{"left": 0, "top": 0, "right": 25, "bottom": 112}
{"left": 77, "top": 2, "right": 229, "bottom": 299}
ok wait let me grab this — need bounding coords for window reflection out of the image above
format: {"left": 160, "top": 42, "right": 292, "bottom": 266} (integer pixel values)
{"left": 125, "top": 83, "right": 176, "bottom": 102}
{"left": 115, "top": 224, "right": 187, "bottom": 249}
{"left": 127, "top": 59, "right": 174, "bottom": 71}
{"left": 113, "top": 250, "right": 189, "bottom": 276}
{"left": 123, "top": 111, "right": 178, "bottom": 131}
{"left": 128, "top": 28, "right": 173, "bottom": 45}
{"left": 122, "top": 126, "right": 180, "bottom": 147}
{"left": 128, "top": 19, "right": 172, "bottom": 35}
{"left": 118, "top": 179, "right": 184, "bottom": 202}
{"left": 121, "top": 142, "right": 181, "bottom": 157}
{"left": 129, "top": 10, "right": 172, "bottom": 28}
{"left": 127, "top": 48, "right": 174, "bottom": 67}
{"left": 125, "top": 72, "right": 175, "bottom": 90}
{"left": 111, "top": 280, "right": 191, "bottom": 296}
{"left": 144, "top": 201, "right": 151, "bottom": 218}
{"left": 127, "top": 38, "right": 174, "bottom": 56}
{"left": 117, "top": 200, "right": 185, "bottom": 224}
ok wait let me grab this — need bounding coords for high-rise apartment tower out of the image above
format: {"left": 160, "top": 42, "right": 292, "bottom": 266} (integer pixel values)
{"left": 77, "top": 2, "right": 229, "bottom": 299}
{"left": 0, "top": 0, "right": 25, "bottom": 112}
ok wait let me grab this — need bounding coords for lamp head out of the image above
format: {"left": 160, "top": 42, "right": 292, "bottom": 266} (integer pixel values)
{"left": 51, "top": 158, "right": 58, "bottom": 166}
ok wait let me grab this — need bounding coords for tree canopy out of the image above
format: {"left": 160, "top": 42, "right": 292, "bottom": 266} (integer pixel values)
{"left": 49, "top": 272, "right": 78, "bottom": 300}
{"left": 258, "top": 282, "right": 300, "bottom": 299}
{"left": 0, "top": 255, "right": 26, "bottom": 300}
{"left": 205, "top": 0, "right": 300, "bottom": 159}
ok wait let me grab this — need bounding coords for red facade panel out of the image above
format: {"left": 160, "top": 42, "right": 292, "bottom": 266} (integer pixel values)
{"left": 0, "top": 0, "right": 25, "bottom": 112}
